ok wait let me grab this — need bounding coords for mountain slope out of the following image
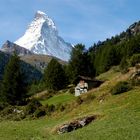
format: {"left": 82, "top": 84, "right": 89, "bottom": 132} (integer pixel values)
{"left": 0, "top": 40, "right": 32, "bottom": 55}
{"left": 0, "top": 67, "right": 139, "bottom": 140}
{"left": 0, "top": 51, "right": 42, "bottom": 83}
{"left": 15, "top": 10, "right": 72, "bottom": 61}
{"left": 20, "top": 54, "right": 67, "bottom": 71}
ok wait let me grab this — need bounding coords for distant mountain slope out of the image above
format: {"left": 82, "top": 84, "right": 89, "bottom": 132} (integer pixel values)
{"left": 0, "top": 51, "right": 9, "bottom": 80}
{"left": 1, "top": 40, "right": 32, "bottom": 56}
{"left": 0, "top": 51, "right": 42, "bottom": 83}
{"left": 15, "top": 10, "right": 72, "bottom": 61}
{"left": 20, "top": 54, "right": 67, "bottom": 72}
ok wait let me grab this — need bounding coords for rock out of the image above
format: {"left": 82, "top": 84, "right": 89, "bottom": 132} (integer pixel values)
{"left": 57, "top": 124, "right": 70, "bottom": 134}
{"left": 57, "top": 115, "right": 96, "bottom": 134}
{"left": 13, "top": 108, "right": 24, "bottom": 115}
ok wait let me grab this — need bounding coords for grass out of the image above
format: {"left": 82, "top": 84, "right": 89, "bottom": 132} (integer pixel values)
{"left": 97, "top": 66, "right": 120, "bottom": 81}
{"left": 0, "top": 68, "right": 140, "bottom": 140}
{"left": 40, "top": 93, "right": 76, "bottom": 105}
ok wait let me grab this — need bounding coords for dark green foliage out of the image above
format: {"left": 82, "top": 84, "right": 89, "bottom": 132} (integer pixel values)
{"left": 111, "top": 81, "right": 132, "bottom": 95}
{"left": 59, "top": 105, "right": 65, "bottom": 112}
{"left": 68, "top": 87, "right": 75, "bottom": 94}
{"left": 0, "top": 51, "right": 42, "bottom": 84}
{"left": 90, "top": 31, "right": 140, "bottom": 75}
{"left": 0, "top": 102, "right": 8, "bottom": 111}
{"left": 55, "top": 103, "right": 65, "bottom": 112}
{"left": 67, "top": 44, "right": 95, "bottom": 83}
{"left": 0, "top": 51, "right": 9, "bottom": 79}
{"left": 25, "top": 99, "right": 42, "bottom": 115}
{"left": 0, "top": 53, "right": 27, "bottom": 105}
{"left": 27, "top": 81, "right": 46, "bottom": 96}
{"left": 94, "top": 44, "right": 121, "bottom": 75}
{"left": 0, "top": 105, "right": 14, "bottom": 115}
{"left": 44, "top": 58, "right": 67, "bottom": 91}
{"left": 130, "top": 78, "right": 140, "bottom": 86}
{"left": 119, "top": 57, "right": 129, "bottom": 73}
{"left": 130, "top": 54, "right": 140, "bottom": 66}
{"left": 0, "top": 105, "right": 25, "bottom": 121}
{"left": 47, "top": 104, "right": 55, "bottom": 113}
{"left": 34, "top": 107, "right": 46, "bottom": 118}
{"left": 20, "top": 61, "right": 42, "bottom": 83}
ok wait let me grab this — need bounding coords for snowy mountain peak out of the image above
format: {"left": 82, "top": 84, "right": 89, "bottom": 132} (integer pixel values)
{"left": 35, "top": 10, "right": 47, "bottom": 18}
{"left": 34, "top": 10, "right": 56, "bottom": 29}
{"left": 15, "top": 11, "right": 72, "bottom": 61}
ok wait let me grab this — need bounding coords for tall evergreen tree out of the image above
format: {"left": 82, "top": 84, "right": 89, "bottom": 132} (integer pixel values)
{"left": 0, "top": 53, "right": 26, "bottom": 105}
{"left": 67, "top": 44, "right": 95, "bottom": 83}
{"left": 44, "top": 58, "right": 67, "bottom": 91}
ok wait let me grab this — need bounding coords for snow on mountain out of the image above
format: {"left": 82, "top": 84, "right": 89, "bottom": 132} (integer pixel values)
{"left": 15, "top": 10, "right": 72, "bottom": 61}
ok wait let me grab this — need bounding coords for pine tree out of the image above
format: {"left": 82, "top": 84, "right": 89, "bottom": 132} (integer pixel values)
{"left": 67, "top": 44, "right": 95, "bottom": 83}
{"left": 44, "top": 58, "right": 67, "bottom": 91}
{"left": 0, "top": 53, "right": 26, "bottom": 105}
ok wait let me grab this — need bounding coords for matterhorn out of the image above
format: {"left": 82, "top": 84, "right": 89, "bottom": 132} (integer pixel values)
{"left": 15, "top": 11, "right": 72, "bottom": 61}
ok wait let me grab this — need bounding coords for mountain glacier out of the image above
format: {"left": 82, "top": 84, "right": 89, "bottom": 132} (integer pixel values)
{"left": 15, "top": 11, "right": 72, "bottom": 61}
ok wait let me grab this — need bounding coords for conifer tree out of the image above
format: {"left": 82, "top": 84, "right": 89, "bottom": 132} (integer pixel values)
{"left": 67, "top": 44, "right": 95, "bottom": 83}
{"left": 44, "top": 58, "right": 67, "bottom": 91}
{"left": 0, "top": 53, "right": 26, "bottom": 105}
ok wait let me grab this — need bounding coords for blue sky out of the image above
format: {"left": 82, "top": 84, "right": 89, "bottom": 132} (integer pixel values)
{"left": 0, "top": 0, "right": 140, "bottom": 48}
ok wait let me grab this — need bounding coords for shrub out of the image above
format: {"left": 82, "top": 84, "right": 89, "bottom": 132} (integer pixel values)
{"left": 0, "top": 105, "right": 14, "bottom": 116}
{"left": 69, "top": 87, "right": 75, "bottom": 94}
{"left": 25, "top": 99, "right": 42, "bottom": 115}
{"left": 56, "top": 103, "right": 65, "bottom": 112}
{"left": 34, "top": 107, "right": 46, "bottom": 118}
{"left": 27, "top": 81, "right": 46, "bottom": 96}
{"left": 59, "top": 105, "right": 65, "bottom": 112}
{"left": 130, "top": 77, "right": 140, "bottom": 86}
{"left": 47, "top": 104, "right": 55, "bottom": 113}
{"left": 130, "top": 54, "right": 140, "bottom": 66}
{"left": 119, "top": 57, "right": 129, "bottom": 73}
{"left": 111, "top": 81, "right": 132, "bottom": 95}
{"left": 0, "top": 102, "right": 9, "bottom": 111}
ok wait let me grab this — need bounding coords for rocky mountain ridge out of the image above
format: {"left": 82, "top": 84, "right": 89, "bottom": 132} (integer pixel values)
{"left": 15, "top": 10, "right": 72, "bottom": 61}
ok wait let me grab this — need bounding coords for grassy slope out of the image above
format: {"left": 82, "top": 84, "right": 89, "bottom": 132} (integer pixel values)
{"left": 0, "top": 68, "right": 140, "bottom": 140}
{"left": 41, "top": 93, "right": 76, "bottom": 105}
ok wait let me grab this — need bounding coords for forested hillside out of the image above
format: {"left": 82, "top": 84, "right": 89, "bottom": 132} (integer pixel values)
{"left": 88, "top": 21, "right": 140, "bottom": 75}
{"left": 0, "top": 51, "right": 42, "bottom": 83}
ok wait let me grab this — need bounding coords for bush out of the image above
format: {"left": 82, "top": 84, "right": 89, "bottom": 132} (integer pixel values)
{"left": 69, "top": 87, "right": 75, "bottom": 94}
{"left": 130, "top": 77, "right": 140, "bottom": 86}
{"left": 0, "top": 102, "right": 9, "bottom": 111}
{"left": 0, "top": 105, "right": 14, "bottom": 116}
{"left": 111, "top": 81, "right": 132, "bottom": 95}
{"left": 56, "top": 103, "right": 65, "bottom": 112}
{"left": 27, "top": 81, "right": 46, "bottom": 96}
{"left": 47, "top": 104, "right": 55, "bottom": 113}
{"left": 34, "top": 107, "right": 46, "bottom": 118}
{"left": 130, "top": 54, "right": 140, "bottom": 66}
{"left": 0, "top": 105, "right": 25, "bottom": 121}
{"left": 119, "top": 57, "right": 129, "bottom": 73}
{"left": 25, "top": 99, "right": 42, "bottom": 115}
